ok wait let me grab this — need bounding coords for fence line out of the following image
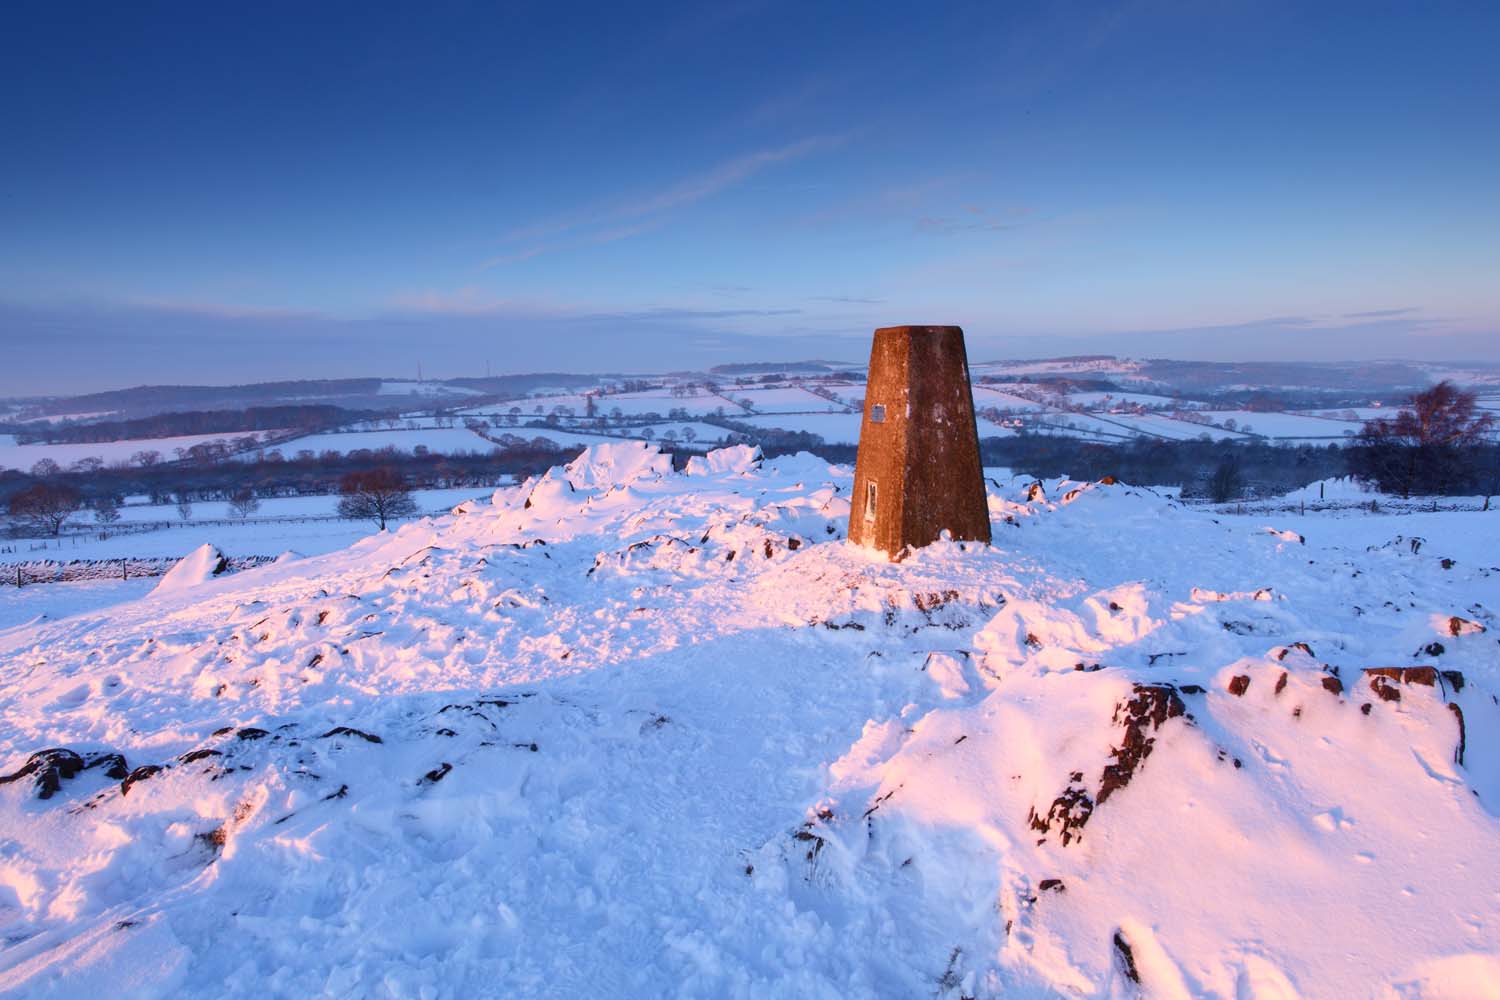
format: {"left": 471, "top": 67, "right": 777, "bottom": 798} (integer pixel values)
{"left": 2, "top": 555, "right": 277, "bottom": 588}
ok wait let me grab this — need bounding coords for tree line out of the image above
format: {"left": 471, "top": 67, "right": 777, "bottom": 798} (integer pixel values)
{"left": 11, "top": 404, "right": 374, "bottom": 445}
{"left": 5, "top": 382, "right": 1496, "bottom": 538}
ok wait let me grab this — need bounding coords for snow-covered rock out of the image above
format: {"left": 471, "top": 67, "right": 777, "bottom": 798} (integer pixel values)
{"left": 685, "top": 443, "right": 763, "bottom": 476}
{"left": 562, "top": 440, "right": 673, "bottom": 489}
{"left": 1, "top": 454, "right": 1498, "bottom": 996}
{"left": 148, "top": 542, "right": 228, "bottom": 596}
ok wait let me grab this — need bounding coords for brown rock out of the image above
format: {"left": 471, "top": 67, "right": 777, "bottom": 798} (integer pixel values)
{"left": 1227, "top": 675, "right": 1251, "bottom": 696}
{"left": 1449, "top": 703, "right": 1466, "bottom": 767}
{"left": 1364, "top": 666, "right": 1436, "bottom": 687}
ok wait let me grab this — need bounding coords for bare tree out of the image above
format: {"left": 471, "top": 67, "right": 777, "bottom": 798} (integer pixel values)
{"left": 30, "top": 458, "right": 61, "bottom": 479}
{"left": 93, "top": 495, "right": 122, "bottom": 524}
{"left": 1206, "top": 456, "right": 1243, "bottom": 503}
{"left": 9, "top": 483, "right": 82, "bottom": 536}
{"left": 336, "top": 467, "right": 419, "bottom": 530}
{"left": 227, "top": 487, "right": 261, "bottom": 519}
{"left": 1351, "top": 381, "right": 1495, "bottom": 497}
{"left": 131, "top": 449, "right": 162, "bottom": 468}
{"left": 175, "top": 492, "right": 193, "bottom": 522}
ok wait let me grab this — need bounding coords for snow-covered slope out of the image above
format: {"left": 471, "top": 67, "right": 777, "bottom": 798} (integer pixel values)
{"left": 1, "top": 445, "right": 1497, "bottom": 998}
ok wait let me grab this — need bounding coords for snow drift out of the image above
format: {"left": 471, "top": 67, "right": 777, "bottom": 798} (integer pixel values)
{"left": 1, "top": 445, "right": 1497, "bottom": 998}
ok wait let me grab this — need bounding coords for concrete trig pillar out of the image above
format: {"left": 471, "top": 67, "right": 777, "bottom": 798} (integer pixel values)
{"left": 848, "top": 325, "right": 991, "bottom": 558}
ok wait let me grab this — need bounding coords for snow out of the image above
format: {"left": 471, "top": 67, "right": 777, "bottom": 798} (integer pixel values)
{"left": 0, "top": 578, "right": 158, "bottom": 631}
{"left": 730, "top": 386, "right": 851, "bottom": 413}
{"left": 0, "top": 433, "right": 267, "bottom": 472}
{"left": 470, "top": 391, "right": 731, "bottom": 419}
{"left": 737, "top": 412, "right": 863, "bottom": 443}
{"left": 970, "top": 386, "right": 1053, "bottom": 412}
{"left": 685, "top": 444, "right": 762, "bottom": 476}
{"left": 1, "top": 487, "right": 497, "bottom": 564}
{"left": 377, "top": 381, "right": 482, "bottom": 397}
{"left": 0, "top": 444, "right": 1497, "bottom": 996}
{"left": 1195, "top": 410, "right": 1364, "bottom": 440}
{"left": 1064, "top": 391, "right": 1179, "bottom": 409}
{"left": 149, "top": 544, "right": 228, "bottom": 596}
{"left": 264, "top": 427, "right": 494, "bottom": 457}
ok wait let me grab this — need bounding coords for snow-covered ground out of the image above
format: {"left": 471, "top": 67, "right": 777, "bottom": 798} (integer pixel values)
{"left": 1064, "top": 391, "right": 1179, "bottom": 410}
{"left": 737, "top": 412, "right": 863, "bottom": 443}
{"left": 731, "top": 386, "right": 851, "bottom": 413}
{"left": 0, "top": 433, "right": 271, "bottom": 473}
{"left": 0, "top": 443, "right": 1497, "bottom": 997}
{"left": 1, "top": 487, "right": 496, "bottom": 565}
{"left": 264, "top": 427, "right": 495, "bottom": 458}
{"left": 0, "top": 577, "right": 159, "bottom": 630}
{"left": 377, "top": 381, "right": 482, "bottom": 398}
{"left": 1190, "top": 410, "right": 1363, "bottom": 440}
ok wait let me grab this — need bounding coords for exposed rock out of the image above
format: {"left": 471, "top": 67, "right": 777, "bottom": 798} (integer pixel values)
{"left": 236, "top": 727, "right": 271, "bottom": 740}
{"left": 120, "top": 765, "right": 163, "bottom": 797}
{"left": 1099, "top": 685, "right": 1187, "bottom": 805}
{"left": 85, "top": 752, "right": 129, "bottom": 780}
{"left": 1450, "top": 703, "right": 1466, "bottom": 767}
{"left": 1227, "top": 675, "right": 1251, "bottom": 697}
{"left": 1422, "top": 642, "right": 1446, "bottom": 657}
{"left": 1364, "top": 666, "right": 1436, "bottom": 687}
{"left": 1274, "top": 671, "right": 1288, "bottom": 696}
{"left": 1448, "top": 615, "right": 1485, "bottom": 637}
{"left": 1278, "top": 641, "right": 1316, "bottom": 660}
{"left": 423, "top": 762, "right": 453, "bottom": 784}
{"left": 320, "top": 727, "right": 383, "bottom": 744}
{"left": 179, "top": 748, "right": 222, "bottom": 764}
{"left": 1027, "top": 783, "right": 1093, "bottom": 846}
{"left": 1038, "top": 878, "right": 1065, "bottom": 893}
{"left": 0, "top": 748, "right": 85, "bottom": 799}
{"left": 1321, "top": 675, "right": 1345, "bottom": 695}
{"left": 1113, "top": 930, "right": 1141, "bottom": 984}
{"left": 1030, "top": 685, "right": 1187, "bottom": 847}
{"left": 1441, "top": 669, "right": 1465, "bottom": 694}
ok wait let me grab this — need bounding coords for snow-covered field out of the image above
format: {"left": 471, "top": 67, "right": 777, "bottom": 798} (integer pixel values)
{"left": 0, "top": 487, "right": 496, "bottom": 567}
{"left": 971, "top": 386, "right": 1052, "bottom": 412}
{"left": 265, "top": 427, "right": 495, "bottom": 458}
{"left": 0, "top": 433, "right": 269, "bottom": 473}
{"left": 1191, "top": 410, "right": 1363, "bottom": 440}
{"left": 737, "top": 412, "right": 863, "bottom": 443}
{"left": 732, "top": 386, "right": 851, "bottom": 413}
{"left": 0, "top": 443, "right": 1497, "bottom": 997}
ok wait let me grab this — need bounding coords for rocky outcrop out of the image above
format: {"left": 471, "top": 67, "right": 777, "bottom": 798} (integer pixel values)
{"left": 1028, "top": 684, "right": 1188, "bottom": 846}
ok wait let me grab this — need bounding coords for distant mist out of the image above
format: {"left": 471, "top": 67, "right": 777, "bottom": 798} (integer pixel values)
{"left": 2, "top": 299, "right": 1496, "bottom": 397}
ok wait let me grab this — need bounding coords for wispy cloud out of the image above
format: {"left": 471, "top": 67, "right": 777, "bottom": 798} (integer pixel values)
{"left": 128, "top": 296, "right": 324, "bottom": 321}
{"left": 1343, "top": 306, "right": 1419, "bottom": 319}
{"left": 916, "top": 205, "right": 1033, "bottom": 236}
{"left": 809, "top": 295, "right": 885, "bottom": 305}
{"left": 481, "top": 134, "right": 844, "bottom": 269}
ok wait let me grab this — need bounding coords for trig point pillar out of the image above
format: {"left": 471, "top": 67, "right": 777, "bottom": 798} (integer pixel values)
{"left": 849, "top": 325, "right": 991, "bottom": 557}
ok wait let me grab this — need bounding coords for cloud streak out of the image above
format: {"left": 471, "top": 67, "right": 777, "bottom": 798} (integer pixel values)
{"left": 481, "top": 134, "right": 844, "bottom": 269}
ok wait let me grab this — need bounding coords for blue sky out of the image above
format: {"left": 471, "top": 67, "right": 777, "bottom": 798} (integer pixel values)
{"left": 2, "top": 1, "right": 1498, "bottom": 392}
